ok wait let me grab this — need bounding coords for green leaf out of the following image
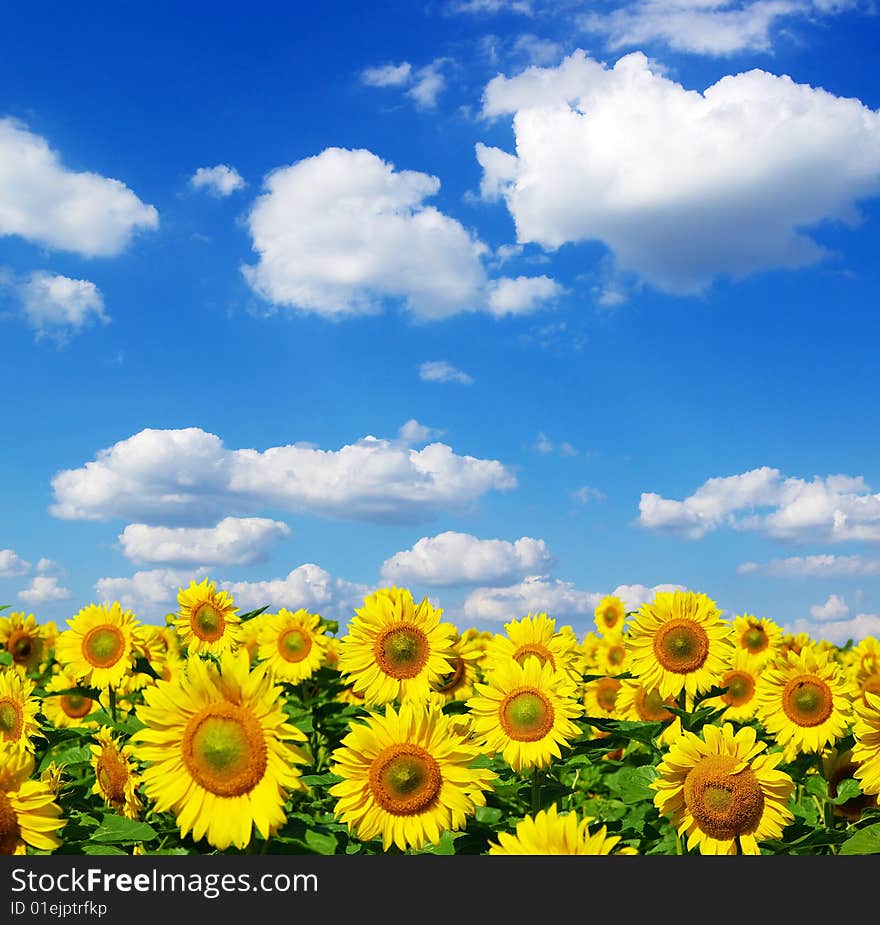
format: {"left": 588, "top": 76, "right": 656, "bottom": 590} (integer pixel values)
{"left": 132, "top": 656, "right": 161, "bottom": 680}
{"left": 0, "top": 650, "right": 12, "bottom": 665}
{"left": 840, "top": 822, "right": 880, "bottom": 855}
{"left": 91, "top": 815, "right": 158, "bottom": 844}
{"left": 805, "top": 775, "right": 829, "bottom": 800}
{"left": 304, "top": 828, "right": 338, "bottom": 855}
{"left": 475, "top": 806, "right": 503, "bottom": 825}
{"left": 238, "top": 606, "right": 270, "bottom": 622}
{"left": 83, "top": 844, "right": 129, "bottom": 856}
{"left": 830, "top": 778, "right": 862, "bottom": 805}
{"left": 419, "top": 830, "right": 458, "bottom": 855}
{"left": 611, "top": 766, "right": 657, "bottom": 804}
{"left": 300, "top": 773, "right": 343, "bottom": 788}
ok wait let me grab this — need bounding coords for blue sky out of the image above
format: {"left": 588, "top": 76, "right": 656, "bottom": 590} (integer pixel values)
{"left": 2, "top": 0, "right": 879, "bottom": 644}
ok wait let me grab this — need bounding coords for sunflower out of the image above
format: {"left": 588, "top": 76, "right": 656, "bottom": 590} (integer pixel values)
{"left": 336, "top": 587, "right": 456, "bottom": 706}
{"left": 616, "top": 680, "right": 683, "bottom": 748}
{"left": 0, "top": 671, "right": 43, "bottom": 754}
{"left": 583, "top": 675, "right": 623, "bottom": 721}
{"left": 173, "top": 578, "right": 242, "bottom": 657}
{"left": 594, "top": 595, "right": 628, "bottom": 636}
{"left": 89, "top": 726, "right": 142, "bottom": 820}
{"left": 489, "top": 804, "right": 627, "bottom": 855}
{"left": 851, "top": 690, "right": 880, "bottom": 797}
{"left": 130, "top": 649, "right": 311, "bottom": 850}
{"left": 466, "top": 656, "right": 583, "bottom": 773}
{"left": 0, "top": 751, "right": 65, "bottom": 855}
{"left": 429, "top": 626, "right": 483, "bottom": 706}
{"left": 700, "top": 649, "right": 761, "bottom": 724}
{"left": 328, "top": 700, "right": 495, "bottom": 852}
{"left": 55, "top": 601, "right": 142, "bottom": 691}
{"left": 580, "top": 631, "right": 602, "bottom": 674}
{"left": 484, "top": 612, "right": 583, "bottom": 686}
{"left": 257, "top": 608, "right": 329, "bottom": 684}
{"left": 755, "top": 645, "right": 855, "bottom": 757}
{"left": 732, "top": 614, "right": 783, "bottom": 667}
{"left": 846, "top": 636, "right": 880, "bottom": 707}
{"left": 625, "top": 590, "right": 734, "bottom": 701}
{"left": 821, "top": 746, "right": 878, "bottom": 821}
{"left": 652, "top": 722, "right": 795, "bottom": 855}
{"left": 0, "top": 612, "right": 46, "bottom": 675}
{"left": 239, "top": 612, "right": 270, "bottom": 665}
{"left": 595, "top": 631, "right": 630, "bottom": 678}
{"left": 42, "top": 670, "right": 100, "bottom": 729}
{"left": 780, "top": 631, "right": 811, "bottom": 658}
{"left": 322, "top": 636, "right": 341, "bottom": 671}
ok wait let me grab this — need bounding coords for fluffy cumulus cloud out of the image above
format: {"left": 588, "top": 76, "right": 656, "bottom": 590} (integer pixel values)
{"left": 18, "top": 576, "right": 72, "bottom": 605}
{"left": 220, "top": 564, "right": 370, "bottom": 623}
{"left": 477, "top": 50, "right": 880, "bottom": 296}
{"left": 579, "top": 1, "right": 860, "bottom": 57}
{"left": 361, "top": 59, "right": 449, "bottom": 108}
{"left": 463, "top": 575, "right": 603, "bottom": 622}
{"left": 50, "top": 426, "right": 516, "bottom": 527}
{"left": 0, "top": 117, "right": 158, "bottom": 256}
{"left": 738, "top": 554, "right": 880, "bottom": 576}
{"left": 19, "top": 272, "right": 108, "bottom": 341}
{"left": 95, "top": 568, "right": 209, "bottom": 623}
{"left": 487, "top": 275, "right": 564, "bottom": 316}
{"left": 639, "top": 467, "right": 880, "bottom": 543}
{"left": 0, "top": 549, "right": 30, "bottom": 577}
{"left": 418, "top": 360, "right": 474, "bottom": 385}
{"left": 189, "top": 164, "right": 245, "bottom": 196}
{"left": 784, "top": 612, "right": 880, "bottom": 647}
{"left": 810, "top": 593, "right": 850, "bottom": 620}
{"left": 381, "top": 531, "right": 554, "bottom": 587}
{"left": 242, "top": 147, "right": 560, "bottom": 321}
{"left": 118, "top": 516, "right": 291, "bottom": 567}
{"left": 610, "top": 582, "right": 687, "bottom": 611}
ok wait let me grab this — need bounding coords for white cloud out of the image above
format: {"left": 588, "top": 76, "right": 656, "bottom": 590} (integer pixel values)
{"left": 533, "top": 432, "right": 578, "bottom": 456}
{"left": 0, "top": 549, "right": 30, "bottom": 577}
{"left": 639, "top": 467, "right": 880, "bottom": 543}
{"left": 361, "top": 62, "right": 413, "bottom": 87}
{"left": 50, "top": 426, "right": 516, "bottom": 526}
{"left": 487, "top": 275, "right": 564, "bottom": 316}
{"left": 784, "top": 612, "right": 880, "bottom": 646}
{"left": 19, "top": 272, "right": 108, "bottom": 341}
{"left": 0, "top": 117, "right": 158, "bottom": 256}
{"left": 477, "top": 50, "right": 880, "bottom": 295}
{"left": 36, "top": 558, "right": 61, "bottom": 574}
{"left": 220, "top": 564, "right": 370, "bottom": 623}
{"left": 450, "top": 0, "right": 535, "bottom": 12}
{"left": 95, "top": 568, "right": 209, "bottom": 623}
{"left": 381, "top": 531, "right": 553, "bottom": 587}
{"left": 580, "top": 1, "right": 859, "bottom": 57}
{"left": 737, "top": 554, "right": 880, "bottom": 576}
{"left": 810, "top": 593, "right": 850, "bottom": 620}
{"left": 463, "top": 574, "right": 602, "bottom": 622}
{"left": 189, "top": 164, "right": 245, "bottom": 197}
{"left": 610, "top": 583, "right": 688, "bottom": 611}
{"left": 118, "top": 516, "right": 291, "bottom": 567}
{"left": 572, "top": 485, "right": 606, "bottom": 503}
{"left": 18, "top": 576, "right": 71, "bottom": 605}
{"left": 242, "top": 146, "right": 557, "bottom": 321}
{"left": 407, "top": 60, "right": 450, "bottom": 109}
{"left": 418, "top": 360, "right": 474, "bottom": 385}
{"left": 398, "top": 419, "right": 444, "bottom": 445}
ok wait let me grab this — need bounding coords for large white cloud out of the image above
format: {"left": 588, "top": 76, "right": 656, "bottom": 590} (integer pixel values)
{"left": 784, "top": 612, "right": 880, "bottom": 646}
{"left": 50, "top": 426, "right": 516, "bottom": 526}
{"left": 242, "top": 147, "right": 559, "bottom": 320}
{"left": 381, "top": 531, "right": 553, "bottom": 587}
{"left": 639, "top": 467, "right": 880, "bottom": 543}
{"left": 738, "top": 554, "right": 880, "bottom": 576}
{"left": 810, "top": 593, "right": 850, "bottom": 620}
{"left": 118, "top": 517, "right": 291, "bottom": 567}
{"left": 463, "top": 575, "right": 603, "bottom": 622}
{"left": 19, "top": 272, "right": 108, "bottom": 341}
{"left": 477, "top": 50, "right": 880, "bottom": 295}
{"left": 0, "top": 118, "right": 158, "bottom": 256}
{"left": 220, "top": 564, "right": 370, "bottom": 623}
{"left": 0, "top": 549, "right": 30, "bottom": 577}
{"left": 18, "top": 576, "right": 72, "bottom": 605}
{"left": 95, "top": 568, "right": 209, "bottom": 623}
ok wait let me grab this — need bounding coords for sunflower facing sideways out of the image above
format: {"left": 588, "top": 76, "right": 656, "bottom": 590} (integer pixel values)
{"left": 429, "top": 625, "right": 484, "bottom": 706}
{"left": 0, "top": 671, "right": 44, "bottom": 754}
{"left": 257, "top": 608, "right": 329, "bottom": 684}
{"left": 55, "top": 601, "right": 142, "bottom": 691}
{"left": 699, "top": 648, "right": 761, "bottom": 724}
{"left": 652, "top": 723, "right": 795, "bottom": 855}
{"left": 850, "top": 690, "right": 880, "bottom": 798}
{"left": 42, "top": 670, "right": 100, "bottom": 729}
{"left": 593, "top": 594, "right": 628, "bottom": 636}
{"left": 336, "top": 587, "right": 456, "bottom": 706}
{"left": 174, "top": 577, "right": 242, "bottom": 657}
{"left": 89, "top": 726, "right": 142, "bottom": 820}
{"left": 625, "top": 590, "right": 734, "bottom": 701}
{"left": 489, "top": 804, "right": 629, "bottom": 855}
{"left": 131, "top": 649, "right": 311, "bottom": 851}
{"left": 0, "top": 750, "right": 65, "bottom": 855}
{"left": 329, "top": 700, "right": 495, "bottom": 852}
{"left": 0, "top": 612, "right": 46, "bottom": 675}
{"left": 484, "top": 612, "right": 584, "bottom": 686}
{"left": 466, "top": 656, "right": 584, "bottom": 774}
{"left": 754, "top": 645, "right": 855, "bottom": 759}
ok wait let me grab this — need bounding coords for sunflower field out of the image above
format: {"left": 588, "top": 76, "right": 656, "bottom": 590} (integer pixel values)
{"left": 2, "top": 581, "right": 880, "bottom": 857}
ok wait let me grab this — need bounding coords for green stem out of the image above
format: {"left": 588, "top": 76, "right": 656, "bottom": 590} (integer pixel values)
{"left": 108, "top": 686, "right": 117, "bottom": 723}
{"left": 531, "top": 767, "right": 542, "bottom": 816}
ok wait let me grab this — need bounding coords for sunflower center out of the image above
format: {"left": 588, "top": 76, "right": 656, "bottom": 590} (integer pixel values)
{"left": 0, "top": 791, "right": 22, "bottom": 856}
{"left": 9, "top": 631, "right": 41, "bottom": 665}
{"left": 374, "top": 625, "right": 429, "bottom": 680}
{"left": 742, "top": 627, "right": 768, "bottom": 654}
{"left": 513, "top": 643, "right": 556, "bottom": 670}
{"left": 782, "top": 675, "right": 834, "bottom": 728}
{"left": 722, "top": 671, "right": 755, "bottom": 707}
{"left": 191, "top": 603, "right": 225, "bottom": 642}
{"left": 61, "top": 692, "right": 93, "bottom": 719}
{"left": 683, "top": 755, "right": 765, "bottom": 840}
{"left": 602, "top": 610, "right": 618, "bottom": 628}
{"left": 653, "top": 619, "right": 710, "bottom": 674}
{"left": 369, "top": 744, "right": 442, "bottom": 816}
{"left": 595, "top": 678, "right": 620, "bottom": 713}
{"left": 607, "top": 645, "right": 626, "bottom": 667}
{"left": 435, "top": 655, "right": 465, "bottom": 694}
{"left": 97, "top": 748, "right": 130, "bottom": 804}
{"left": 83, "top": 625, "right": 126, "bottom": 668}
{"left": 500, "top": 688, "right": 555, "bottom": 742}
{"left": 637, "top": 687, "right": 675, "bottom": 723}
{"left": 0, "top": 699, "right": 23, "bottom": 740}
{"left": 278, "top": 628, "right": 312, "bottom": 663}
{"left": 181, "top": 702, "right": 268, "bottom": 797}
